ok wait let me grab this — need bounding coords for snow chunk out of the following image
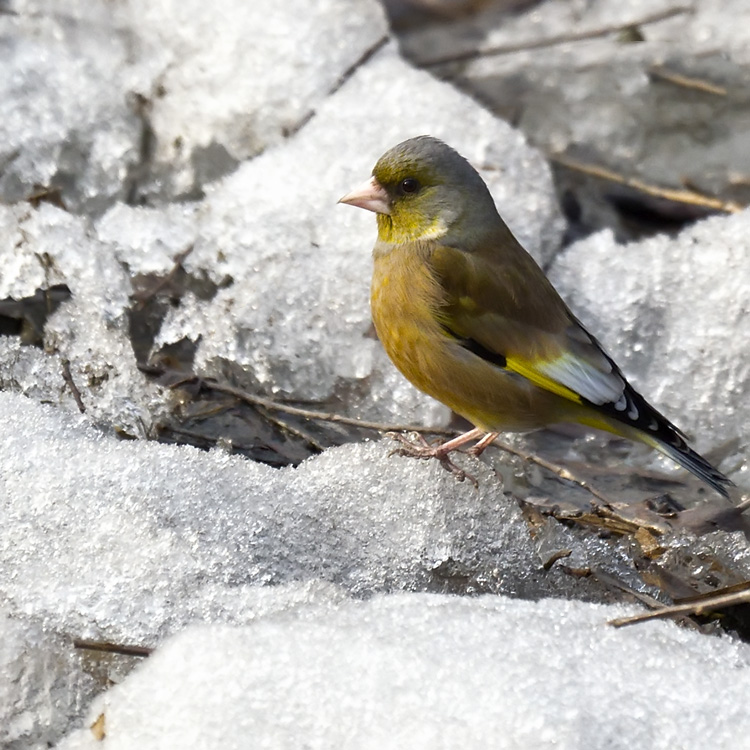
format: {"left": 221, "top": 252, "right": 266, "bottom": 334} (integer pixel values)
{"left": 0, "top": 391, "right": 590, "bottom": 645}
{"left": 125, "top": 0, "right": 390, "bottom": 199}
{"left": 58, "top": 593, "right": 750, "bottom": 750}
{"left": 0, "top": 204, "right": 163, "bottom": 433}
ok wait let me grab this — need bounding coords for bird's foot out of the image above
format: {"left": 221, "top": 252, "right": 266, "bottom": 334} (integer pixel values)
{"left": 385, "top": 431, "right": 478, "bottom": 487}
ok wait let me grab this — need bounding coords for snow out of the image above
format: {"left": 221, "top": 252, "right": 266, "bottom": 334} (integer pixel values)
{"left": 58, "top": 593, "right": 750, "bottom": 750}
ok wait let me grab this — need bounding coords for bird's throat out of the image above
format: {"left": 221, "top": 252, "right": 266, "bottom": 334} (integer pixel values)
{"left": 376, "top": 211, "right": 448, "bottom": 245}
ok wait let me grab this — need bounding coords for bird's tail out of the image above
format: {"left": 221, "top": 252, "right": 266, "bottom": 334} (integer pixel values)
{"left": 644, "top": 432, "right": 733, "bottom": 498}
{"left": 584, "top": 382, "right": 733, "bottom": 497}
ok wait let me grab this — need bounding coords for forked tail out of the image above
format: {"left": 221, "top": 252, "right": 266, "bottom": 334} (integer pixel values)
{"left": 647, "top": 434, "right": 733, "bottom": 498}
{"left": 590, "top": 380, "right": 733, "bottom": 497}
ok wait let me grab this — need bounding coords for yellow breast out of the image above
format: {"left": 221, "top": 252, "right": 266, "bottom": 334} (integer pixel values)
{"left": 371, "top": 242, "right": 448, "bottom": 401}
{"left": 370, "top": 241, "right": 562, "bottom": 432}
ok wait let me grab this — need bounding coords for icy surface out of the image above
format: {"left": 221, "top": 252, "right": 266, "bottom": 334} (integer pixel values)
{"left": 0, "top": 391, "right": 571, "bottom": 644}
{"left": 58, "top": 593, "right": 750, "bottom": 750}
{"left": 0, "top": 611, "right": 96, "bottom": 749}
{"left": 549, "top": 211, "right": 750, "bottom": 481}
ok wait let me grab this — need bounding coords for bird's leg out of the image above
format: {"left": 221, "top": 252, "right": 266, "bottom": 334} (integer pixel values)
{"left": 430, "top": 427, "right": 486, "bottom": 454}
{"left": 467, "top": 431, "right": 500, "bottom": 456}
{"left": 386, "top": 427, "right": 486, "bottom": 486}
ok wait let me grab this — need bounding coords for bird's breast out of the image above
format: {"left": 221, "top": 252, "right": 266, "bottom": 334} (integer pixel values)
{"left": 371, "top": 243, "right": 447, "bottom": 398}
{"left": 370, "top": 242, "right": 561, "bottom": 432}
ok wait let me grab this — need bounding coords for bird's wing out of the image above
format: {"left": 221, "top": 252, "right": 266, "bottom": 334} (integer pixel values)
{"left": 429, "top": 242, "right": 630, "bottom": 411}
{"left": 429, "top": 241, "right": 732, "bottom": 495}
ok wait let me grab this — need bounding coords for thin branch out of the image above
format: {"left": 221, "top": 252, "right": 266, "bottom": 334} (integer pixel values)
{"left": 73, "top": 638, "right": 152, "bottom": 657}
{"left": 164, "top": 373, "right": 685, "bottom": 511}
{"left": 420, "top": 6, "right": 691, "bottom": 67}
{"left": 329, "top": 34, "right": 390, "bottom": 96}
{"left": 542, "top": 549, "right": 572, "bottom": 571}
{"left": 674, "top": 579, "right": 750, "bottom": 604}
{"left": 551, "top": 154, "right": 745, "bottom": 214}
{"left": 196, "top": 379, "right": 457, "bottom": 436}
{"left": 251, "top": 405, "right": 327, "bottom": 453}
{"left": 61, "top": 359, "right": 86, "bottom": 413}
{"left": 281, "top": 35, "right": 390, "bottom": 142}
{"left": 649, "top": 65, "right": 727, "bottom": 96}
{"left": 594, "top": 569, "right": 705, "bottom": 631}
{"left": 489, "top": 437, "right": 618, "bottom": 507}
{"left": 132, "top": 244, "right": 194, "bottom": 309}
{"left": 175, "top": 376, "right": 626, "bottom": 506}
{"left": 158, "top": 424, "right": 277, "bottom": 457}
{"left": 609, "top": 587, "right": 750, "bottom": 627}
{"left": 592, "top": 567, "right": 666, "bottom": 610}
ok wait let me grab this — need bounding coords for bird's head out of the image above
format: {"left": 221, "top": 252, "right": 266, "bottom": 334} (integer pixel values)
{"left": 339, "top": 136, "right": 499, "bottom": 246}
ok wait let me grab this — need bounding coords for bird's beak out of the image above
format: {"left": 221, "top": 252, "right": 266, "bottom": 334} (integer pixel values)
{"left": 338, "top": 176, "right": 391, "bottom": 215}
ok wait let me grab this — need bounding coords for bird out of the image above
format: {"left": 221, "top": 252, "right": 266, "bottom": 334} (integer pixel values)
{"left": 338, "top": 135, "right": 732, "bottom": 497}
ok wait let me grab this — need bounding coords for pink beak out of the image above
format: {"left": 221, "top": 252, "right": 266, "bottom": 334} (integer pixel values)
{"left": 338, "top": 176, "right": 391, "bottom": 215}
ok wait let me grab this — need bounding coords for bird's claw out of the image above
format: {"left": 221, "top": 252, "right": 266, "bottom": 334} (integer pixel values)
{"left": 385, "top": 431, "right": 433, "bottom": 453}
{"left": 385, "top": 432, "right": 479, "bottom": 488}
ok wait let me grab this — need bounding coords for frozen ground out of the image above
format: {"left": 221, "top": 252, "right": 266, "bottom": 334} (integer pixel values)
{"left": 0, "top": 0, "right": 749, "bottom": 748}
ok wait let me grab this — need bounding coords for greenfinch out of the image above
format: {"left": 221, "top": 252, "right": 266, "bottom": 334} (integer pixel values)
{"left": 339, "top": 135, "right": 732, "bottom": 496}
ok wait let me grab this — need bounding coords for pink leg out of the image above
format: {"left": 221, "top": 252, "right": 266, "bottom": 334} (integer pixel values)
{"left": 432, "top": 427, "right": 485, "bottom": 456}
{"left": 468, "top": 431, "right": 500, "bottom": 456}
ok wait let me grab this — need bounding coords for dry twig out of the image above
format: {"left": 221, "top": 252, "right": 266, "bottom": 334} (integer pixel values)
{"left": 649, "top": 66, "right": 728, "bottom": 96}
{"left": 592, "top": 568, "right": 666, "bottom": 610}
{"left": 609, "top": 585, "right": 750, "bottom": 627}
{"left": 551, "top": 154, "right": 745, "bottom": 214}
{"left": 73, "top": 638, "right": 152, "bottom": 657}
{"left": 166, "top": 375, "right": 726, "bottom": 514}
{"left": 196, "top": 378, "right": 457, "bottom": 436}
{"left": 61, "top": 359, "right": 86, "bottom": 413}
{"left": 196, "top": 379, "right": 617, "bottom": 503}
{"left": 489, "top": 436, "right": 618, "bottom": 507}
{"left": 251, "top": 405, "right": 327, "bottom": 453}
{"left": 132, "top": 245, "right": 194, "bottom": 310}
{"left": 420, "top": 6, "right": 691, "bottom": 67}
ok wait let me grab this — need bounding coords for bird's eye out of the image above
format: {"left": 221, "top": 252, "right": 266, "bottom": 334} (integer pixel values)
{"left": 399, "top": 177, "right": 420, "bottom": 194}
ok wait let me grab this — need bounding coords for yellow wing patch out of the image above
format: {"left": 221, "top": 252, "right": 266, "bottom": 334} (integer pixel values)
{"left": 505, "top": 350, "right": 625, "bottom": 407}
{"left": 505, "top": 356, "right": 583, "bottom": 404}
